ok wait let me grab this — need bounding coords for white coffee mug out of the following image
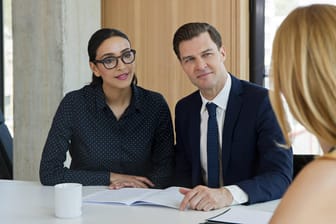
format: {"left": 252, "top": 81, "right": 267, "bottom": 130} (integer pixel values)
{"left": 54, "top": 183, "right": 82, "bottom": 218}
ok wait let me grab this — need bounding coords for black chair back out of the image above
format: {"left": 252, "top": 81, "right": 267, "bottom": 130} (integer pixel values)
{"left": 293, "top": 154, "right": 315, "bottom": 179}
{"left": 0, "top": 112, "right": 13, "bottom": 179}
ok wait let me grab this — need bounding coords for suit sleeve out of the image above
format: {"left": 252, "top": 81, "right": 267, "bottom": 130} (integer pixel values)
{"left": 236, "top": 96, "right": 293, "bottom": 204}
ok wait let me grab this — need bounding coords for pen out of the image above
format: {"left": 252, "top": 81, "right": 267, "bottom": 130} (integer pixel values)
{"left": 206, "top": 207, "right": 231, "bottom": 220}
{"left": 199, "top": 221, "right": 238, "bottom": 224}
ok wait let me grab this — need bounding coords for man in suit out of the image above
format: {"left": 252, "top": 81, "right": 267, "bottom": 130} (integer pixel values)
{"left": 173, "top": 22, "right": 293, "bottom": 211}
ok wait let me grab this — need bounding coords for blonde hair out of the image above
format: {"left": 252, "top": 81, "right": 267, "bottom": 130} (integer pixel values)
{"left": 269, "top": 4, "right": 336, "bottom": 148}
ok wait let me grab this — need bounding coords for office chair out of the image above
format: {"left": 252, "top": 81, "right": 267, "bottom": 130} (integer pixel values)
{"left": 293, "top": 154, "right": 315, "bottom": 179}
{"left": 0, "top": 111, "right": 13, "bottom": 179}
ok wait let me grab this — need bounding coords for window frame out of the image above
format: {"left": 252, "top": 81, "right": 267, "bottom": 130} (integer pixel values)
{"left": 0, "top": 0, "right": 4, "bottom": 114}
{"left": 249, "top": 0, "right": 265, "bottom": 86}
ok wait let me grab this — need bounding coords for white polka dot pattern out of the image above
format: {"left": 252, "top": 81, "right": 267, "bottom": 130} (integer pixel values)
{"left": 39, "top": 84, "right": 174, "bottom": 188}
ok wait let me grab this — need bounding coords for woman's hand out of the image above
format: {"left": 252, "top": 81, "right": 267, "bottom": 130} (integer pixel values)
{"left": 109, "top": 173, "right": 154, "bottom": 189}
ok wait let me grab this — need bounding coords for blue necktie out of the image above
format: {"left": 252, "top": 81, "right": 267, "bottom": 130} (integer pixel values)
{"left": 206, "top": 103, "right": 220, "bottom": 188}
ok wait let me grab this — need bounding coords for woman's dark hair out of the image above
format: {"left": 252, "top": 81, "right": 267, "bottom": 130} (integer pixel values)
{"left": 173, "top": 22, "right": 222, "bottom": 60}
{"left": 88, "top": 28, "right": 137, "bottom": 86}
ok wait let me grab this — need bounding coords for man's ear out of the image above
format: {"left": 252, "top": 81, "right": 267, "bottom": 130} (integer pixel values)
{"left": 89, "top": 62, "right": 101, "bottom": 77}
{"left": 219, "top": 46, "right": 227, "bottom": 61}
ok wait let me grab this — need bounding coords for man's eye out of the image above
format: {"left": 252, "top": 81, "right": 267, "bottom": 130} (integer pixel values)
{"left": 203, "top": 53, "right": 213, "bottom": 57}
{"left": 103, "top": 57, "right": 116, "bottom": 64}
{"left": 183, "top": 58, "right": 194, "bottom": 63}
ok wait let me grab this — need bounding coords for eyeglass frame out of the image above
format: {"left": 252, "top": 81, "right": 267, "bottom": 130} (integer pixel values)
{"left": 92, "top": 49, "right": 136, "bottom": 70}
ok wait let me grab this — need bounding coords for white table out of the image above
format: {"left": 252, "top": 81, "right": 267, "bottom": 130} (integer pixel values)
{"left": 0, "top": 180, "right": 279, "bottom": 224}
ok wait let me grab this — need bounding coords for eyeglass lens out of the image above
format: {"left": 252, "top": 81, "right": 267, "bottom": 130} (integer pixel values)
{"left": 100, "top": 50, "right": 136, "bottom": 69}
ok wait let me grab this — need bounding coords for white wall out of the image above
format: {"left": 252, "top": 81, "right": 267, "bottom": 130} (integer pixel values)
{"left": 12, "top": 0, "right": 101, "bottom": 181}
{"left": 63, "top": 0, "right": 101, "bottom": 94}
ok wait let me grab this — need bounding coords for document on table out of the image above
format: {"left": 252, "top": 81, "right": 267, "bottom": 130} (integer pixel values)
{"left": 206, "top": 206, "right": 273, "bottom": 224}
{"left": 83, "top": 186, "right": 184, "bottom": 209}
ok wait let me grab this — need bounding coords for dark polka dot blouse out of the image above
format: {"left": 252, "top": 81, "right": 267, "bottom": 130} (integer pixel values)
{"left": 39, "top": 84, "right": 174, "bottom": 188}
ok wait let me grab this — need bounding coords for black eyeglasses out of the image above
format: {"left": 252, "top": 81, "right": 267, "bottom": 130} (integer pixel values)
{"left": 93, "top": 49, "right": 136, "bottom": 70}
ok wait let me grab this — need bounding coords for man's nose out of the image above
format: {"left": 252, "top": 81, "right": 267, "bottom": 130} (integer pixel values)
{"left": 195, "top": 58, "right": 207, "bottom": 70}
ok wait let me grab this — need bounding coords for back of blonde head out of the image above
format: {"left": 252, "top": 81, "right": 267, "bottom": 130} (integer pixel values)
{"left": 270, "top": 4, "right": 336, "bottom": 148}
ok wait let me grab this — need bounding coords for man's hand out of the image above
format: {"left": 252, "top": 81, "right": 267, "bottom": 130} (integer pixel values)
{"left": 109, "top": 173, "right": 154, "bottom": 189}
{"left": 179, "top": 185, "right": 233, "bottom": 211}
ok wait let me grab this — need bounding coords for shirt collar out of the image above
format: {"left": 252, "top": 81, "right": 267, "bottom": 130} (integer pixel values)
{"left": 95, "top": 84, "right": 107, "bottom": 111}
{"left": 200, "top": 74, "right": 232, "bottom": 113}
{"left": 131, "top": 84, "right": 142, "bottom": 111}
{"left": 95, "top": 84, "right": 142, "bottom": 112}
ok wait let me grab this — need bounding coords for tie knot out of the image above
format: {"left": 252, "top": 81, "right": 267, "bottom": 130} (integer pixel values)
{"left": 206, "top": 103, "right": 217, "bottom": 118}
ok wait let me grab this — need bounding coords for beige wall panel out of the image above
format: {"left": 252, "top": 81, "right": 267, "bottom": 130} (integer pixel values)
{"left": 102, "top": 0, "right": 248, "bottom": 114}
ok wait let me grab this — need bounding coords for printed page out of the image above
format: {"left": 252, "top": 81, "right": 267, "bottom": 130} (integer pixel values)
{"left": 83, "top": 187, "right": 183, "bottom": 209}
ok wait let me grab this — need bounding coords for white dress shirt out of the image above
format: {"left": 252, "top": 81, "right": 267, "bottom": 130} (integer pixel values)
{"left": 199, "top": 74, "right": 248, "bottom": 205}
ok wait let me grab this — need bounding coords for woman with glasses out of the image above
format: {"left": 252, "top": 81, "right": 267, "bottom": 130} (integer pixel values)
{"left": 39, "top": 28, "right": 174, "bottom": 189}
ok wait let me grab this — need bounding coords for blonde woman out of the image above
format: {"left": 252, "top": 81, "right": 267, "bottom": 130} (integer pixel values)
{"left": 269, "top": 4, "right": 336, "bottom": 224}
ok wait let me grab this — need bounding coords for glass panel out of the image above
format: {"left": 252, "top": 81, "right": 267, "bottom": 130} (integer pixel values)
{"left": 265, "top": 0, "right": 336, "bottom": 154}
{"left": 3, "top": 0, "right": 13, "bottom": 136}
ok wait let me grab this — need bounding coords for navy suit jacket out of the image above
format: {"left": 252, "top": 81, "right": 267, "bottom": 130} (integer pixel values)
{"left": 174, "top": 74, "right": 293, "bottom": 204}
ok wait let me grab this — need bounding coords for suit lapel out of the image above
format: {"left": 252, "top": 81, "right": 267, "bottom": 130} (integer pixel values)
{"left": 221, "top": 75, "right": 243, "bottom": 180}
